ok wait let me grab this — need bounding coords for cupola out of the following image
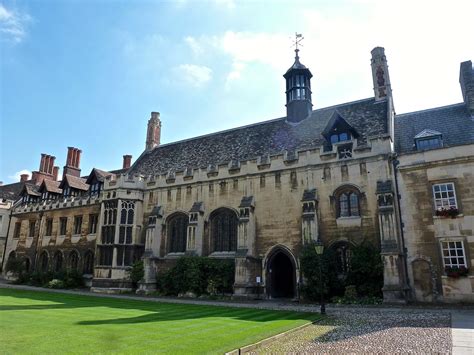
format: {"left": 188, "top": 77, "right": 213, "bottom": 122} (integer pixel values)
{"left": 283, "top": 34, "right": 313, "bottom": 124}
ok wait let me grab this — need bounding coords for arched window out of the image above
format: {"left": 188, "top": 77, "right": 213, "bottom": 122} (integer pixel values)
{"left": 69, "top": 250, "right": 79, "bottom": 271}
{"left": 53, "top": 251, "right": 63, "bottom": 273}
{"left": 331, "top": 242, "right": 352, "bottom": 276}
{"left": 335, "top": 187, "right": 361, "bottom": 217}
{"left": 167, "top": 213, "right": 188, "bottom": 253}
{"left": 39, "top": 251, "right": 49, "bottom": 273}
{"left": 83, "top": 250, "right": 94, "bottom": 274}
{"left": 210, "top": 208, "right": 238, "bottom": 253}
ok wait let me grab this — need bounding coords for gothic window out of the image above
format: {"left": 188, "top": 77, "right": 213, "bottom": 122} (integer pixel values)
{"left": 98, "top": 246, "right": 113, "bottom": 266}
{"left": 83, "top": 250, "right": 94, "bottom": 274}
{"left": 336, "top": 187, "right": 361, "bottom": 218}
{"left": 331, "top": 242, "right": 352, "bottom": 276}
{"left": 88, "top": 214, "right": 98, "bottom": 234}
{"left": 73, "top": 215, "right": 82, "bottom": 235}
{"left": 102, "top": 200, "right": 117, "bottom": 244}
{"left": 39, "top": 251, "right": 49, "bottom": 273}
{"left": 59, "top": 217, "right": 67, "bottom": 236}
{"left": 53, "top": 251, "right": 63, "bottom": 272}
{"left": 45, "top": 218, "right": 53, "bottom": 236}
{"left": 117, "top": 201, "right": 135, "bottom": 267}
{"left": 69, "top": 250, "right": 79, "bottom": 270}
{"left": 210, "top": 208, "right": 238, "bottom": 253}
{"left": 167, "top": 213, "right": 188, "bottom": 253}
{"left": 28, "top": 221, "right": 35, "bottom": 238}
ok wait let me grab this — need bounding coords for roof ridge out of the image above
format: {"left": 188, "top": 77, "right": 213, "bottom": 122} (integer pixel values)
{"left": 396, "top": 103, "right": 465, "bottom": 118}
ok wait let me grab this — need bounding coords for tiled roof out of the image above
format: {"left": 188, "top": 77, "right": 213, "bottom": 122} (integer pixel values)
{"left": 0, "top": 181, "right": 25, "bottom": 200}
{"left": 24, "top": 183, "right": 41, "bottom": 196}
{"left": 60, "top": 174, "right": 89, "bottom": 191}
{"left": 42, "top": 179, "right": 62, "bottom": 194}
{"left": 131, "top": 98, "right": 388, "bottom": 176}
{"left": 395, "top": 103, "right": 474, "bottom": 154}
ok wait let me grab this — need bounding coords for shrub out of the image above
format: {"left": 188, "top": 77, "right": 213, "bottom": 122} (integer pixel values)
{"left": 156, "top": 257, "right": 235, "bottom": 296}
{"left": 130, "top": 261, "right": 145, "bottom": 288}
{"left": 5, "top": 258, "right": 25, "bottom": 275}
{"left": 48, "top": 279, "right": 65, "bottom": 289}
{"left": 300, "top": 242, "right": 344, "bottom": 301}
{"left": 346, "top": 243, "right": 383, "bottom": 297}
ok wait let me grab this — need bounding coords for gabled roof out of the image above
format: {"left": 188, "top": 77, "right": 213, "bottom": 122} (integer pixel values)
{"left": 321, "top": 111, "right": 360, "bottom": 138}
{"left": 414, "top": 129, "right": 442, "bottom": 139}
{"left": 85, "top": 168, "right": 113, "bottom": 184}
{"left": 395, "top": 103, "right": 474, "bottom": 154}
{"left": 40, "top": 179, "right": 62, "bottom": 194}
{"left": 0, "top": 181, "right": 25, "bottom": 200}
{"left": 59, "top": 174, "right": 89, "bottom": 191}
{"left": 130, "top": 97, "right": 388, "bottom": 176}
{"left": 20, "top": 183, "right": 41, "bottom": 197}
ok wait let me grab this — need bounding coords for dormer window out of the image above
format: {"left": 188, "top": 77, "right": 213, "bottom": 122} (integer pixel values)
{"left": 414, "top": 129, "right": 443, "bottom": 151}
{"left": 42, "top": 192, "right": 49, "bottom": 201}
{"left": 330, "top": 132, "right": 351, "bottom": 144}
{"left": 90, "top": 182, "right": 101, "bottom": 196}
{"left": 63, "top": 187, "right": 71, "bottom": 197}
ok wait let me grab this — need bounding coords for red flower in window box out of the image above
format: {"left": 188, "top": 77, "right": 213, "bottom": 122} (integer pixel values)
{"left": 445, "top": 266, "right": 468, "bottom": 278}
{"left": 436, "top": 207, "right": 459, "bottom": 219}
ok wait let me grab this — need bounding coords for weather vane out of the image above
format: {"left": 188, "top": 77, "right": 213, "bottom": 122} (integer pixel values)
{"left": 292, "top": 32, "right": 304, "bottom": 52}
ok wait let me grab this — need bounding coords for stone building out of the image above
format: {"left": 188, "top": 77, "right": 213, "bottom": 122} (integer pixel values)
{"left": 394, "top": 60, "right": 474, "bottom": 303}
{"left": 91, "top": 47, "right": 407, "bottom": 301}
{"left": 1, "top": 148, "right": 130, "bottom": 285}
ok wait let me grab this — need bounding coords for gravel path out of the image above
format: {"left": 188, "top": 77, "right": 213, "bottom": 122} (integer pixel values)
{"left": 249, "top": 309, "right": 451, "bottom": 354}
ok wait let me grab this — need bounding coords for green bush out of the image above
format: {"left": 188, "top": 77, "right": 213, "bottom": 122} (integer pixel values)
{"left": 346, "top": 243, "right": 383, "bottom": 297}
{"left": 130, "top": 261, "right": 145, "bottom": 288}
{"left": 48, "top": 279, "right": 65, "bottom": 289}
{"left": 5, "top": 258, "right": 25, "bottom": 275}
{"left": 156, "top": 257, "right": 235, "bottom": 296}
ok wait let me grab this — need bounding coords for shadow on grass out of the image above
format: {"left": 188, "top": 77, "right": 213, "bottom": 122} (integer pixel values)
{"left": 0, "top": 288, "right": 317, "bottom": 326}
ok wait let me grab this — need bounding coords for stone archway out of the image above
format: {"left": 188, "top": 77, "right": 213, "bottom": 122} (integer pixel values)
{"left": 266, "top": 248, "right": 296, "bottom": 299}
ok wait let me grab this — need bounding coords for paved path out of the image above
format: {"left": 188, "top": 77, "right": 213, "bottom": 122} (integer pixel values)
{"left": 452, "top": 310, "right": 474, "bottom": 355}
{"left": 1, "top": 282, "right": 473, "bottom": 353}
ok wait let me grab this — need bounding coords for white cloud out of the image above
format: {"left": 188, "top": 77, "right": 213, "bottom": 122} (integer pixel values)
{"left": 174, "top": 64, "right": 212, "bottom": 87}
{"left": 213, "top": 0, "right": 236, "bottom": 9}
{"left": 9, "top": 169, "right": 31, "bottom": 182}
{"left": 0, "top": 4, "right": 31, "bottom": 43}
{"left": 185, "top": 36, "right": 204, "bottom": 56}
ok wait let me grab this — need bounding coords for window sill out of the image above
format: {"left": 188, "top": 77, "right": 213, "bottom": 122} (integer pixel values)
{"left": 433, "top": 214, "right": 463, "bottom": 220}
{"left": 209, "top": 251, "right": 236, "bottom": 258}
{"left": 165, "top": 252, "right": 185, "bottom": 259}
{"left": 336, "top": 216, "right": 361, "bottom": 228}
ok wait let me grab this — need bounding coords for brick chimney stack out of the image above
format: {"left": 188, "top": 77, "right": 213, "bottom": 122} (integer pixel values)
{"left": 63, "top": 147, "right": 82, "bottom": 178}
{"left": 20, "top": 174, "right": 29, "bottom": 182}
{"left": 53, "top": 166, "right": 60, "bottom": 181}
{"left": 31, "top": 153, "right": 56, "bottom": 185}
{"left": 122, "top": 155, "right": 132, "bottom": 169}
{"left": 460, "top": 60, "right": 474, "bottom": 117}
{"left": 145, "top": 112, "right": 161, "bottom": 151}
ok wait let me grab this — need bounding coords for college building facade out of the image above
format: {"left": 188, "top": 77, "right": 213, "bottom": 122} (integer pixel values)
{"left": 1, "top": 47, "right": 473, "bottom": 303}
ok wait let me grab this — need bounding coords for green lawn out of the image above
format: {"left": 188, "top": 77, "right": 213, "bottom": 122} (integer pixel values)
{"left": 0, "top": 288, "right": 319, "bottom": 354}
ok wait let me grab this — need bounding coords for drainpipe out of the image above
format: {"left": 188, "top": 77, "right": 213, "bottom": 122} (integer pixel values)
{"left": 392, "top": 156, "right": 411, "bottom": 300}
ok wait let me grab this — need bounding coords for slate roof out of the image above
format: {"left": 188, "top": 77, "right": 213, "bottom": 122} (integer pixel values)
{"left": 131, "top": 98, "right": 388, "bottom": 176}
{"left": 395, "top": 103, "right": 474, "bottom": 154}
{"left": 0, "top": 181, "right": 25, "bottom": 200}
{"left": 41, "top": 179, "right": 62, "bottom": 194}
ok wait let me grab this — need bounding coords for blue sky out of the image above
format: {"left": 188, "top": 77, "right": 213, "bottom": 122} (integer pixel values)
{"left": 1, "top": 0, "right": 473, "bottom": 183}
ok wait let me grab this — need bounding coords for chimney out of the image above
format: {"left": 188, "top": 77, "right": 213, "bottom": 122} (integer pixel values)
{"left": 63, "top": 147, "right": 82, "bottom": 178}
{"left": 145, "top": 112, "right": 161, "bottom": 151}
{"left": 371, "top": 47, "right": 392, "bottom": 101}
{"left": 32, "top": 153, "right": 55, "bottom": 185}
{"left": 20, "top": 174, "right": 29, "bottom": 182}
{"left": 53, "top": 166, "right": 59, "bottom": 181}
{"left": 122, "top": 155, "right": 132, "bottom": 169}
{"left": 460, "top": 60, "right": 474, "bottom": 116}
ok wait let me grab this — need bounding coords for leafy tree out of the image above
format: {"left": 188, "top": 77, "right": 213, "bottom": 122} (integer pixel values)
{"left": 346, "top": 243, "right": 383, "bottom": 297}
{"left": 130, "top": 260, "right": 145, "bottom": 289}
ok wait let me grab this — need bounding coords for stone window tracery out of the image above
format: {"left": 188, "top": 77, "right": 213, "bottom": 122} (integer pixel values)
{"left": 39, "top": 251, "right": 49, "bottom": 273}
{"left": 117, "top": 201, "right": 135, "bottom": 266}
{"left": 53, "top": 251, "right": 63, "bottom": 272}
{"left": 335, "top": 187, "right": 361, "bottom": 218}
{"left": 167, "top": 213, "right": 188, "bottom": 253}
{"left": 69, "top": 250, "right": 79, "bottom": 270}
{"left": 83, "top": 250, "right": 94, "bottom": 274}
{"left": 210, "top": 208, "right": 238, "bottom": 253}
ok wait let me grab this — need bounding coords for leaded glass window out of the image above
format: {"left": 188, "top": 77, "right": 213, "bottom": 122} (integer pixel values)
{"left": 210, "top": 208, "right": 238, "bottom": 252}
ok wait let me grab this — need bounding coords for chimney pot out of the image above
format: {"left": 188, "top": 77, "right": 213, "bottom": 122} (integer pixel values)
{"left": 20, "top": 174, "right": 29, "bottom": 182}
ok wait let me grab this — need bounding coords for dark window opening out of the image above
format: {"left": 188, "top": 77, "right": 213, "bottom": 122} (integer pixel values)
{"left": 210, "top": 208, "right": 238, "bottom": 253}
{"left": 167, "top": 213, "right": 188, "bottom": 253}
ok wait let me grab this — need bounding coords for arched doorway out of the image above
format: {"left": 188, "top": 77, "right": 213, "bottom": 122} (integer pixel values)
{"left": 266, "top": 249, "right": 296, "bottom": 299}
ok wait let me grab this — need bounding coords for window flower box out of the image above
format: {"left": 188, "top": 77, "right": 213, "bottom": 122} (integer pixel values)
{"left": 435, "top": 206, "right": 459, "bottom": 219}
{"left": 445, "top": 266, "right": 468, "bottom": 278}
